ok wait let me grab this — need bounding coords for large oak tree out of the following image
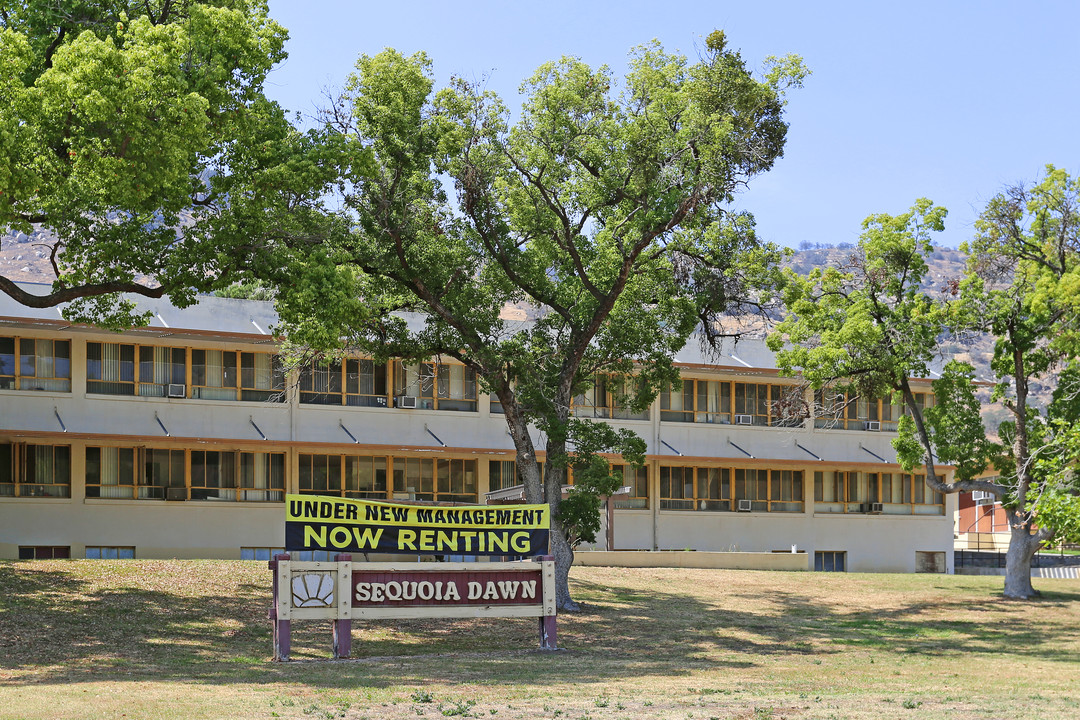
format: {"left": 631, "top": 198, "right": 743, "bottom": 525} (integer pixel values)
{"left": 768, "top": 171, "right": 1080, "bottom": 598}
{"left": 0, "top": 0, "right": 290, "bottom": 325}
{"left": 269, "top": 32, "right": 806, "bottom": 609}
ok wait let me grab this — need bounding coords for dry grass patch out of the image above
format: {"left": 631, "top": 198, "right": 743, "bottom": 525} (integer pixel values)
{"left": 1, "top": 561, "right": 1078, "bottom": 719}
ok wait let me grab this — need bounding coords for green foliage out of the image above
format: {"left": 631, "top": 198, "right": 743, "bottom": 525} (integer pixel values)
{"left": 216, "top": 279, "right": 275, "bottom": 301}
{"left": 769, "top": 199, "right": 949, "bottom": 402}
{"left": 771, "top": 200, "right": 993, "bottom": 485}
{"left": 775, "top": 169, "right": 1080, "bottom": 581}
{"left": 1034, "top": 489, "right": 1080, "bottom": 545}
{"left": 267, "top": 34, "right": 804, "bottom": 603}
{"left": 0, "top": 1, "right": 291, "bottom": 325}
{"left": 922, "top": 361, "right": 997, "bottom": 482}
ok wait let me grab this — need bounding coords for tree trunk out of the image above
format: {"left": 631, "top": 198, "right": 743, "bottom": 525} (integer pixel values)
{"left": 549, "top": 515, "right": 578, "bottom": 611}
{"left": 1003, "top": 524, "right": 1043, "bottom": 599}
{"left": 496, "top": 390, "right": 580, "bottom": 610}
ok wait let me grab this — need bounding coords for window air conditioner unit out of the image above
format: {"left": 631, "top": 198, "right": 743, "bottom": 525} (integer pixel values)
{"left": 869, "top": 502, "right": 884, "bottom": 514}
{"left": 972, "top": 490, "right": 996, "bottom": 506}
{"left": 864, "top": 421, "right": 880, "bottom": 431}
{"left": 395, "top": 395, "right": 417, "bottom": 409}
{"left": 167, "top": 383, "right": 186, "bottom": 398}
{"left": 734, "top": 414, "right": 753, "bottom": 425}
{"left": 737, "top": 499, "right": 753, "bottom": 512}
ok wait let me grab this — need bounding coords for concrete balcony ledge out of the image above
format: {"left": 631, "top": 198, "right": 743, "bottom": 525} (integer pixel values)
{"left": 574, "top": 549, "right": 809, "bottom": 571}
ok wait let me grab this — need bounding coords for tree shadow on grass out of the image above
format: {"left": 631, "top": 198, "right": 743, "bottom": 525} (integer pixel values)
{"left": 712, "top": 583, "right": 1080, "bottom": 664}
{"left": 1, "top": 562, "right": 1078, "bottom": 692}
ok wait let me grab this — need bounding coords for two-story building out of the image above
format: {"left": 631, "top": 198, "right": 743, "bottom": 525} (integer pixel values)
{"left": 0, "top": 283, "right": 956, "bottom": 572}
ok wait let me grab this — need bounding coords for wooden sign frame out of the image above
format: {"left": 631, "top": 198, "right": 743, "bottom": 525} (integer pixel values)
{"left": 268, "top": 554, "right": 557, "bottom": 661}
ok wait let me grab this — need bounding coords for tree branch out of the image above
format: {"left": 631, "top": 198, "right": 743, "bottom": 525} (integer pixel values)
{"left": 0, "top": 275, "right": 164, "bottom": 308}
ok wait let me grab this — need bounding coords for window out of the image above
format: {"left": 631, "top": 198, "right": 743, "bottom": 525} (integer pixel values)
{"left": 660, "top": 466, "right": 729, "bottom": 510}
{"left": 85, "top": 447, "right": 138, "bottom": 498}
{"left": 0, "top": 442, "right": 71, "bottom": 498}
{"left": 769, "top": 469, "right": 804, "bottom": 512}
{"left": 488, "top": 460, "right": 544, "bottom": 492}
{"left": 240, "top": 352, "right": 286, "bottom": 401}
{"left": 239, "top": 452, "right": 286, "bottom": 501}
{"left": 144, "top": 448, "right": 186, "bottom": 499}
{"left": 1, "top": 337, "right": 71, "bottom": 391}
{"left": 813, "top": 471, "right": 944, "bottom": 515}
{"left": 300, "top": 358, "right": 386, "bottom": 407}
{"left": 85, "top": 448, "right": 282, "bottom": 502}
{"left": 915, "top": 551, "right": 946, "bottom": 573}
{"left": 814, "top": 390, "right": 904, "bottom": 431}
{"left": 85, "top": 547, "right": 135, "bottom": 559}
{"left": 660, "top": 465, "right": 802, "bottom": 512}
{"left": 394, "top": 361, "right": 477, "bottom": 411}
{"left": 190, "top": 349, "right": 235, "bottom": 400}
{"left": 241, "top": 547, "right": 285, "bottom": 561}
{"left": 19, "top": 546, "right": 70, "bottom": 560}
{"left": 907, "top": 473, "right": 945, "bottom": 515}
{"left": 572, "top": 376, "right": 649, "bottom": 420}
{"left": 393, "top": 457, "right": 478, "bottom": 503}
{"left": 907, "top": 391, "right": 937, "bottom": 417}
{"left": 734, "top": 383, "right": 770, "bottom": 425}
{"left": 87, "top": 342, "right": 185, "bottom": 396}
{"left": 815, "top": 550, "right": 846, "bottom": 572}
{"left": 190, "top": 450, "right": 238, "bottom": 500}
{"left": 661, "top": 380, "right": 802, "bottom": 426}
{"left": 612, "top": 464, "right": 649, "bottom": 509}
{"left": 734, "top": 468, "right": 770, "bottom": 511}
{"left": 299, "top": 454, "right": 389, "bottom": 499}
{"left": 573, "top": 375, "right": 612, "bottom": 418}
{"left": 489, "top": 460, "right": 519, "bottom": 492}
{"left": 85, "top": 447, "right": 184, "bottom": 499}
{"left": 436, "top": 364, "right": 478, "bottom": 411}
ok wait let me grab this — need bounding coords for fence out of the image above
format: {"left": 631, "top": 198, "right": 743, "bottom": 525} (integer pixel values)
{"left": 955, "top": 548, "right": 1080, "bottom": 570}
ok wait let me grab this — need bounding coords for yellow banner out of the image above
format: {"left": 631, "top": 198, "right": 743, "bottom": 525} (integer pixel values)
{"left": 286, "top": 495, "right": 550, "bottom": 529}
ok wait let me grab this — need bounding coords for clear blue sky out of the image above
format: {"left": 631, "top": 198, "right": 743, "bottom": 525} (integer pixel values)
{"left": 264, "top": 0, "right": 1079, "bottom": 249}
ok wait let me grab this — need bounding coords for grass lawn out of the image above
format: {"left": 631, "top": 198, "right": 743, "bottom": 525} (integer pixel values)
{"left": 1, "top": 561, "right": 1078, "bottom": 720}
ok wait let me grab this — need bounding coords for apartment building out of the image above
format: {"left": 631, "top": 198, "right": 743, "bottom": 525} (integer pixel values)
{"left": 0, "top": 284, "right": 956, "bottom": 572}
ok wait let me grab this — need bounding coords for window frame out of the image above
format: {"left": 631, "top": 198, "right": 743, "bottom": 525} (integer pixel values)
{"left": 661, "top": 379, "right": 803, "bottom": 427}
{"left": 813, "top": 470, "right": 945, "bottom": 515}
{"left": 814, "top": 389, "right": 908, "bottom": 431}
{"left": 572, "top": 375, "right": 650, "bottom": 421}
{"left": 393, "top": 457, "right": 478, "bottom": 503}
{"left": 300, "top": 358, "right": 387, "bottom": 407}
{"left": 87, "top": 341, "right": 185, "bottom": 397}
{"left": 298, "top": 453, "right": 390, "bottom": 500}
{"left": 0, "top": 442, "right": 71, "bottom": 498}
{"left": 393, "top": 361, "right": 478, "bottom": 411}
{"left": 0, "top": 336, "right": 71, "bottom": 392}
{"left": 612, "top": 463, "right": 650, "bottom": 509}
{"left": 85, "top": 447, "right": 284, "bottom": 502}
{"left": 660, "top": 464, "right": 803, "bottom": 512}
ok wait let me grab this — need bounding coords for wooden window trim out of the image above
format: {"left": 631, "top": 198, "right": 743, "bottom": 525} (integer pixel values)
{"left": 0, "top": 336, "right": 71, "bottom": 392}
{"left": 0, "top": 442, "right": 71, "bottom": 498}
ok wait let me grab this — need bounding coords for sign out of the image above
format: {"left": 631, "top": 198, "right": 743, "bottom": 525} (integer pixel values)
{"left": 285, "top": 495, "right": 550, "bottom": 557}
{"left": 268, "top": 555, "right": 558, "bottom": 660}
{"left": 353, "top": 566, "right": 544, "bottom": 612}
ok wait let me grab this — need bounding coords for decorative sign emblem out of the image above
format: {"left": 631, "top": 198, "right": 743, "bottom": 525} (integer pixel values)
{"left": 291, "top": 572, "right": 335, "bottom": 608}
